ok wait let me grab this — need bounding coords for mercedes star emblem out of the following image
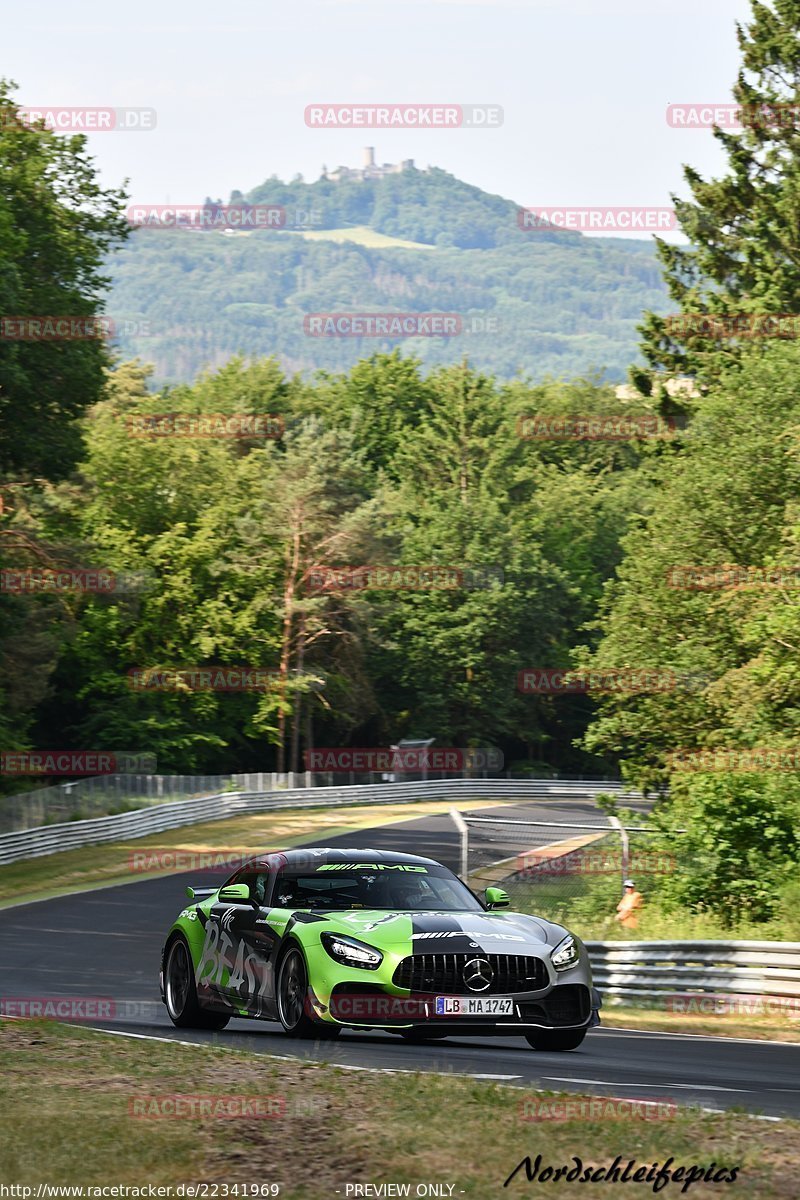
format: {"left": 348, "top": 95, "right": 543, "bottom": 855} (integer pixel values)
{"left": 463, "top": 956, "right": 494, "bottom": 992}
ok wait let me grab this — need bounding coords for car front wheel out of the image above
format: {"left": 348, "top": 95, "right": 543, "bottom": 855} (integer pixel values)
{"left": 525, "top": 1028, "right": 587, "bottom": 1051}
{"left": 276, "top": 946, "right": 339, "bottom": 1039}
{"left": 165, "top": 936, "right": 230, "bottom": 1030}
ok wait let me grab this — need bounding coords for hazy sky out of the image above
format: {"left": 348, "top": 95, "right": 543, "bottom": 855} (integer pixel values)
{"left": 4, "top": 0, "right": 753, "bottom": 238}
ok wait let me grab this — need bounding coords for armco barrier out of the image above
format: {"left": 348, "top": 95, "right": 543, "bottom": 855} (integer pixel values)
{"left": 0, "top": 777, "right": 638, "bottom": 865}
{"left": 587, "top": 940, "right": 800, "bottom": 1004}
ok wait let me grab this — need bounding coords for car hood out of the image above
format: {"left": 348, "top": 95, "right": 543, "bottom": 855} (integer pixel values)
{"left": 314, "top": 909, "right": 559, "bottom": 952}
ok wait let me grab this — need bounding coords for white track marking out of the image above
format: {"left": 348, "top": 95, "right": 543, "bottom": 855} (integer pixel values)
{"left": 80, "top": 1026, "right": 782, "bottom": 1119}
{"left": 600, "top": 1025, "right": 800, "bottom": 1049}
{"left": 545, "top": 1076, "right": 748, "bottom": 1092}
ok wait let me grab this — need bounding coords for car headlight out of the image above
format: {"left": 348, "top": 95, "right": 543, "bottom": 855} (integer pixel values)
{"left": 551, "top": 935, "right": 579, "bottom": 972}
{"left": 321, "top": 932, "right": 383, "bottom": 970}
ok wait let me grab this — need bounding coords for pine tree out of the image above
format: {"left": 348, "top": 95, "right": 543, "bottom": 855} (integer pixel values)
{"left": 637, "top": 0, "right": 800, "bottom": 400}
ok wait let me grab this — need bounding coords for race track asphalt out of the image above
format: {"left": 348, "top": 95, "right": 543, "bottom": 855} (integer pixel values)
{"left": 2, "top": 798, "right": 799, "bottom": 1120}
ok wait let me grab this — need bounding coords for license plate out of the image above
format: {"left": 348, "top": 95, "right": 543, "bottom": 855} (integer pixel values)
{"left": 435, "top": 996, "right": 514, "bottom": 1017}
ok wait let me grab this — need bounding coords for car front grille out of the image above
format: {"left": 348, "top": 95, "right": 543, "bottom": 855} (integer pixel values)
{"left": 392, "top": 953, "right": 548, "bottom": 995}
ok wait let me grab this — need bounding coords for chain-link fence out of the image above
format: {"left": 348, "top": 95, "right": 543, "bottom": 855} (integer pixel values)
{"left": 0, "top": 774, "right": 231, "bottom": 833}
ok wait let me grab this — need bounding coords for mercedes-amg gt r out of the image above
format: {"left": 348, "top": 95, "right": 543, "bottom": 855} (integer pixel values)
{"left": 159, "top": 847, "right": 601, "bottom": 1050}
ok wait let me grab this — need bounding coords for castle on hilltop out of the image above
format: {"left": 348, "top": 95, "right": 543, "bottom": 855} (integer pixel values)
{"left": 322, "top": 147, "right": 417, "bottom": 183}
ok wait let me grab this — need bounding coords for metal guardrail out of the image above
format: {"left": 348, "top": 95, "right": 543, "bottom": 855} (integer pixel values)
{"left": 0, "top": 769, "right": 635, "bottom": 834}
{"left": 0, "top": 777, "right": 638, "bottom": 865}
{"left": 587, "top": 940, "right": 800, "bottom": 1003}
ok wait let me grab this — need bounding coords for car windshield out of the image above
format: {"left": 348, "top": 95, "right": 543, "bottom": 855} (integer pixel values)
{"left": 272, "top": 864, "right": 483, "bottom": 912}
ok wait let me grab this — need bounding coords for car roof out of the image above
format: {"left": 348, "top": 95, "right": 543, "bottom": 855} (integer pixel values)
{"left": 247, "top": 847, "right": 441, "bottom": 869}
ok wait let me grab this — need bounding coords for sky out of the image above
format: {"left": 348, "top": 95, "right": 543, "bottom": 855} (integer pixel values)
{"left": 2, "top": 0, "right": 754, "bottom": 240}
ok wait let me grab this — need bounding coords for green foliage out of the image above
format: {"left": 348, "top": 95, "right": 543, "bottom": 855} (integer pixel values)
{"left": 0, "top": 80, "right": 129, "bottom": 477}
{"left": 638, "top": 0, "right": 800, "bottom": 391}
{"left": 650, "top": 772, "right": 800, "bottom": 927}
{"left": 580, "top": 343, "right": 800, "bottom": 784}
{"left": 8, "top": 354, "right": 652, "bottom": 777}
{"left": 579, "top": 342, "right": 800, "bottom": 925}
{"left": 0, "top": 78, "right": 129, "bottom": 763}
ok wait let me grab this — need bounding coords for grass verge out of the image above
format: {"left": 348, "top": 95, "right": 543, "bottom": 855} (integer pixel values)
{"left": 0, "top": 1020, "right": 797, "bottom": 1198}
{"left": 603, "top": 1004, "right": 800, "bottom": 1043}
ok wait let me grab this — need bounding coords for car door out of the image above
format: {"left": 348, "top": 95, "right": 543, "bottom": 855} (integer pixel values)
{"left": 245, "top": 868, "right": 283, "bottom": 1018}
{"left": 200, "top": 868, "right": 278, "bottom": 1016}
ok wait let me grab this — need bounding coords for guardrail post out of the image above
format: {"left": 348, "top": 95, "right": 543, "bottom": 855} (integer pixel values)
{"left": 449, "top": 807, "right": 469, "bottom": 881}
{"left": 607, "top": 813, "right": 629, "bottom": 891}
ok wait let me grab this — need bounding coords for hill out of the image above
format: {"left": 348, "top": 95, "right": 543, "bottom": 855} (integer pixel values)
{"left": 107, "top": 164, "right": 670, "bottom": 384}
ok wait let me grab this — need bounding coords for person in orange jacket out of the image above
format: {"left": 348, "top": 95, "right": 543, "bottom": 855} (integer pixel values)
{"left": 615, "top": 879, "right": 644, "bottom": 930}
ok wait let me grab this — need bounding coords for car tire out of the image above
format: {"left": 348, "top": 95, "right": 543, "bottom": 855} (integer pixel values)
{"left": 276, "top": 945, "right": 339, "bottom": 1039}
{"left": 164, "top": 935, "right": 230, "bottom": 1030}
{"left": 524, "top": 1028, "right": 587, "bottom": 1051}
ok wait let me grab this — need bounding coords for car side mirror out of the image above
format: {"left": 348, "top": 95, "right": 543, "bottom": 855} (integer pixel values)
{"left": 218, "top": 883, "right": 252, "bottom": 904}
{"left": 485, "top": 887, "right": 510, "bottom": 909}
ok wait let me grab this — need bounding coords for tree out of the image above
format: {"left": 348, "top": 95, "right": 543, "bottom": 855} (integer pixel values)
{"left": 649, "top": 772, "right": 800, "bottom": 927}
{"left": 637, "top": 0, "right": 800, "bottom": 397}
{"left": 0, "top": 80, "right": 129, "bottom": 477}
{"left": 582, "top": 343, "right": 800, "bottom": 786}
{"left": 42, "top": 361, "right": 261, "bottom": 770}
{"left": 307, "top": 352, "right": 435, "bottom": 477}
{"left": 369, "top": 364, "right": 638, "bottom": 765}
{"left": 223, "top": 419, "right": 380, "bottom": 772}
{"left": 0, "top": 80, "right": 128, "bottom": 774}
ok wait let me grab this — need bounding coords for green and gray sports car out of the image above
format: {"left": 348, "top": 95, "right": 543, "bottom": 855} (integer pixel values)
{"left": 160, "top": 847, "right": 601, "bottom": 1050}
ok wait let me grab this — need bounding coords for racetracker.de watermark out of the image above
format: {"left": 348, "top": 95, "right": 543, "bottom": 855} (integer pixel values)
{"left": 303, "top": 313, "right": 470, "bottom": 338}
{"left": 129, "top": 849, "right": 262, "bottom": 874}
{"left": 517, "top": 415, "right": 675, "bottom": 441}
{"left": 4, "top": 107, "right": 156, "bottom": 132}
{"left": 304, "top": 103, "right": 502, "bottom": 128}
{"left": 304, "top": 747, "right": 503, "bottom": 772}
{"left": 307, "top": 565, "right": 504, "bottom": 591}
{"left": 0, "top": 996, "right": 117, "bottom": 1020}
{"left": 128, "top": 847, "right": 326, "bottom": 875}
{"left": 665, "top": 313, "right": 800, "bottom": 339}
{"left": 515, "top": 849, "right": 676, "bottom": 877}
{"left": 0, "top": 317, "right": 199, "bottom": 341}
{"left": 0, "top": 567, "right": 153, "bottom": 594}
{"left": 667, "top": 103, "right": 800, "bottom": 129}
{"left": 666, "top": 994, "right": 800, "bottom": 1016}
{"left": 126, "top": 413, "right": 284, "bottom": 439}
{"left": 129, "top": 1094, "right": 284, "bottom": 1119}
{"left": 0, "top": 316, "right": 112, "bottom": 341}
{"left": 518, "top": 208, "right": 677, "bottom": 232}
{"left": 517, "top": 669, "right": 709, "bottom": 694}
{"left": 126, "top": 205, "right": 286, "bottom": 230}
{"left": 0, "top": 751, "right": 156, "bottom": 776}
{"left": 326, "top": 994, "right": 432, "bottom": 1022}
{"left": 519, "top": 1096, "right": 677, "bottom": 1122}
{"left": 666, "top": 565, "right": 800, "bottom": 590}
{"left": 127, "top": 667, "right": 280, "bottom": 692}
{"left": 667, "top": 748, "right": 800, "bottom": 773}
